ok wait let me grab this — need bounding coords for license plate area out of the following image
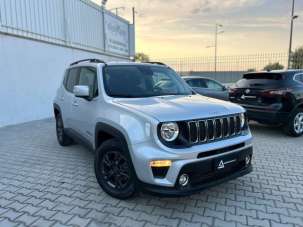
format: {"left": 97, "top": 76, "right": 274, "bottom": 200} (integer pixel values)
{"left": 213, "top": 153, "right": 239, "bottom": 172}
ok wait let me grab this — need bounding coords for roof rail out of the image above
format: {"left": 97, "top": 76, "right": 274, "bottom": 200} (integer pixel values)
{"left": 70, "top": 59, "right": 106, "bottom": 66}
{"left": 144, "top": 61, "right": 167, "bottom": 66}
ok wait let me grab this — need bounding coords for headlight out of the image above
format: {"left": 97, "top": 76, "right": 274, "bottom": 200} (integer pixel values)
{"left": 240, "top": 113, "right": 246, "bottom": 128}
{"left": 160, "top": 122, "right": 179, "bottom": 142}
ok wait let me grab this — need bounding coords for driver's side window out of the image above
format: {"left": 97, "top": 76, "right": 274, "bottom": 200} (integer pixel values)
{"left": 78, "top": 67, "right": 98, "bottom": 98}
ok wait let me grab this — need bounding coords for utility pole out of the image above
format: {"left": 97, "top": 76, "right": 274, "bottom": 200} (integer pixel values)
{"left": 214, "top": 25, "right": 218, "bottom": 73}
{"left": 108, "top": 7, "right": 125, "bottom": 16}
{"left": 132, "top": 7, "right": 137, "bottom": 62}
{"left": 207, "top": 24, "right": 224, "bottom": 74}
{"left": 288, "top": 0, "right": 298, "bottom": 69}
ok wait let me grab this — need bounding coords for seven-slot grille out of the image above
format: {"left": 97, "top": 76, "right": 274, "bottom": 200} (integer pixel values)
{"left": 187, "top": 114, "right": 242, "bottom": 144}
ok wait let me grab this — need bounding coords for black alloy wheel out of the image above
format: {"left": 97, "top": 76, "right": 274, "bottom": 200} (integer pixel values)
{"left": 55, "top": 114, "right": 73, "bottom": 146}
{"left": 95, "top": 139, "right": 137, "bottom": 199}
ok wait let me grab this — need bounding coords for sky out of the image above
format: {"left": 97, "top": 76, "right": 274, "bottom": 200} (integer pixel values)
{"left": 94, "top": 0, "right": 303, "bottom": 59}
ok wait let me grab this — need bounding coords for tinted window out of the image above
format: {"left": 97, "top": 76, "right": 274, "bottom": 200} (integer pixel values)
{"left": 236, "top": 73, "right": 285, "bottom": 88}
{"left": 66, "top": 68, "right": 79, "bottom": 92}
{"left": 79, "top": 67, "right": 98, "bottom": 97}
{"left": 103, "top": 65, "right": 192, "bottom": 98}
{"left": 205, "top": 80, "right": 224, "bottom": 91}
{"left": 295, "top": 74, "right": 303, "bottom": 83}
{"left": 243, "top": 73, "right": 283, "bottom": 80}
{"left": 186, "top": 79, "right": 207, "bottom": 88}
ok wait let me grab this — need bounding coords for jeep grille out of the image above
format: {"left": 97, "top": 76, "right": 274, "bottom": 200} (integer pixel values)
{"left": 186, "top": 114, "right": 244, "bottom": 145}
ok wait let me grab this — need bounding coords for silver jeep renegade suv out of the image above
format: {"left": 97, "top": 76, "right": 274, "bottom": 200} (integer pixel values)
{"left": 53, "top": 59, "right": 253, "bottom": 199}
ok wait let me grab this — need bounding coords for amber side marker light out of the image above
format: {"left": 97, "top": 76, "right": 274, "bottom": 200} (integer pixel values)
{"left": 150, "top": 160, "right": 172, "bottom": 167}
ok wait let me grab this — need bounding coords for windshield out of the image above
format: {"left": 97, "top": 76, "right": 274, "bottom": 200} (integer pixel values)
{"left": 103, "top": 65, "right": 192, "bottom": 98}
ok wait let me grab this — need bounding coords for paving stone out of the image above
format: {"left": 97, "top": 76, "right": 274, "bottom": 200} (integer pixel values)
{"left": 50, "top": 211, "right": 74, "bottom": 224}
{"left": 0, "top": 119, "right": 303, "bottom": 227}
{"left": 1, "top": 210, "right": 24, "bottom": 222}
{"left": 214, "top": 219, "right": 236, "bottom": 227}
{"left": 157, "top": 216, "right": 179, "bottom": 227}
{"left": 32, "top": 217, "right": 56, "bottom": 227}
{"left": 0, "top": 218, "right": 19, "bottom": 227}
{"left": 67, "top": 215, "right": 91, "bottom": 226}
{"left": 34, "top": 208, "right": 57, "bottom": 219}
{"left": 15, "top": 213, "right": 39, "bottom": 226}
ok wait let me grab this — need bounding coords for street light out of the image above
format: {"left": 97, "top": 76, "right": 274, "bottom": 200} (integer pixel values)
{"left": 206, "top": 24, "right": 224, "bottom": 74}
{"left": 108, "top": 7, "right": 125, "bottom": 16}
{"left": 288, "top": 0, "right": 299, "bottom": 69}
{"left": 101, "top": 0, "right": 108, "bottom": 6}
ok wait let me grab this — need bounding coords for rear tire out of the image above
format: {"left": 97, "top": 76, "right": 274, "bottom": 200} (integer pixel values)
{"left": 55, "top": 113, "right": 73, "bottom": 146}
{"left": 284, "top": 108, "right": 303, "bottom": 137}
{"left": 94, "top": 139, "right": 137, "bottom": 199}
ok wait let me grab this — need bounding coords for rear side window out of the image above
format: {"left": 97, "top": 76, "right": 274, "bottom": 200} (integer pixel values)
{"left": 66, "top": 68, "right": 79, "bottom": 92}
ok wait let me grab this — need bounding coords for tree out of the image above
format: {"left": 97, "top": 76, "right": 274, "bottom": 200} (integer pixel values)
{"left": 247, "top": 68, "right": 256, "bottom": 72}
{"left": 263, "top": 62, "right": 284, "bottom": 71}
{"left": 135, "top": 53, "right": 150, "bottom": 62}
{"left": 291, "top": 46, "right": 303, "bottom": 69}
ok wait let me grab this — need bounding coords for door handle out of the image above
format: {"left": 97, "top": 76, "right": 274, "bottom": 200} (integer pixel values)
{"left": 72, "top": 101, "right": 79, "bottom": 106}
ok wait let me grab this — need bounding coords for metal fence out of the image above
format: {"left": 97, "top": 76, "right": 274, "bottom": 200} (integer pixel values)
{"left": 157, "top": 52, "right": 303, "bottom": 83}
{"left": 0, "top": 0, "right": 134, "bottom": 58}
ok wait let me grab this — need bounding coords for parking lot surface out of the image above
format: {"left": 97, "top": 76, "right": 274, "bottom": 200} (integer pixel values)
{"left": 0, "top": 119, "right": 303, "bottom": 227}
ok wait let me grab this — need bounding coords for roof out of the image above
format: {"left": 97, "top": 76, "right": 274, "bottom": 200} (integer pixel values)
{"left": 245, "top": 69, "right": 303, "bottom": 75}
{"left": 69, "top": 59, "right": 168, "bottom": 68}
{"left": 182, "top": 75, "right": 216, "bottom": 80}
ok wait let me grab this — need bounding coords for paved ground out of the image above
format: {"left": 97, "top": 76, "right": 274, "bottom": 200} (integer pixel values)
{"left": 0, "top": 119, "right": 303, "bottom": 227}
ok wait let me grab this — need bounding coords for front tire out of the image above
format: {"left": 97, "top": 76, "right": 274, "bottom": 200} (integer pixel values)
{"left": 94, "top": 139, "right": 137, "bottom": 199}
{"left": 55, "top": 113, "right": 73, "bottom": 146}
{"left": 284, "top": 108, "right": 303, "bottom": 137}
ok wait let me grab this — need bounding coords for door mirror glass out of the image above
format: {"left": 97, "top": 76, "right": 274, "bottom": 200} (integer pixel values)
{"left": 73, "top": 85, "right": 90, "bottom": 98}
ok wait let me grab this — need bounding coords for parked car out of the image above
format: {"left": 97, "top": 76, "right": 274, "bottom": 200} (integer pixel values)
{"left": 229, "top": 70, "right": 303, "bottom": 137}
{"left": 183, "top": 76, "right": 229, "bottom": 100}
{"left": 54, "top": 59, "right": 253, "bottom": 199}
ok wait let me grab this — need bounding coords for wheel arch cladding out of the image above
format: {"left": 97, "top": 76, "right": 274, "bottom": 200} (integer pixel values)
{"left": 53, "top": 103, "right": 61, "bottom": 117}
{"left": 95, "top": 122, "right": 129, "bottom": 152}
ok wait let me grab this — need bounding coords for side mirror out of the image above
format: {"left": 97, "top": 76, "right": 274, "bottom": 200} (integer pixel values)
{"left": 73, "top": 85, "right": 90, "bottom": 98}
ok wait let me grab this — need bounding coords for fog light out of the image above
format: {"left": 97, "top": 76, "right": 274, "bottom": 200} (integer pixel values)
{"left": 245, "top": 156, "right": 251, "bottom": 166}
{"left": 179, "top": 174, "right": 189, "bottom": 187}
{"left": 150, "top": 160, "right": 172, "bottom": 168}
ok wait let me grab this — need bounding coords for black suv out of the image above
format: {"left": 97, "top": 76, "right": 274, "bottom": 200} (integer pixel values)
{"left": 229, "top": 70, "right": 303, "bottom": 136}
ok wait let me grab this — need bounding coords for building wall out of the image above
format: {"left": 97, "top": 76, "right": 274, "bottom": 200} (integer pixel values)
{"left": 0, "top": 0, "right": 135, "bottom": 57}
{"left": 0, "top": 0, "right": 134, "bottom": 127}
{"left": 0, "top": 34, "right": 124, "bottom": 127}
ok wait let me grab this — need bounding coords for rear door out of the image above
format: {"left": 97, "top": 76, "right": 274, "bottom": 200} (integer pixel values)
{"left": 230, "top": 73, "right": 287, "bottom": 106}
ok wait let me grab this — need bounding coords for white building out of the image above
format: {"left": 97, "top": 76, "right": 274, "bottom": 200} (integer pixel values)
{"left": 0, "top": 0, "right": 135, "bottom": 127}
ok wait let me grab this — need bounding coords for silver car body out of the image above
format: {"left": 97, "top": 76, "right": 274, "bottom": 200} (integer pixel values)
{"left": 54, "top": 62, "right": 252, "bottom": 188}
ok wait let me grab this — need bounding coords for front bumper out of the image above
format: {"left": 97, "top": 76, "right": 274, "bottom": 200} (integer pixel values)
{"left": 138, "top": 146, "right": 253, "bottom": 196}
{"left": 130, "top": 131, "right": 253, "bottom": 190}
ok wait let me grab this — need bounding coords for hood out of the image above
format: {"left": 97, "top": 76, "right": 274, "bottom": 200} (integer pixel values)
{"left": 113, "top": 95, "right": 244, "bottom": 122}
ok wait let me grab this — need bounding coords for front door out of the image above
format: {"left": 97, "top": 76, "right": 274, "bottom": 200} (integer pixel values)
{"left": 71, "top": 67, "right": 99, "bottom": 144}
